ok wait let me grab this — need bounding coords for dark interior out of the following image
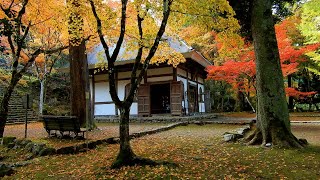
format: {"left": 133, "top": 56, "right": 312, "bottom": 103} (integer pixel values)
{"left": 150, "top": 83, "right": 170, "bottom": 114}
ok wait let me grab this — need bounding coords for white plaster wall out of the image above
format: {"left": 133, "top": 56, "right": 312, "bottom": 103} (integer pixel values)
{"left": 117, "top": 80, "right": 129, "bottom": 101}
{"left": 90, "top": 77, "right": 93, "bottom": 101}
{"left": 199, "top": 103, "right": 205, "bottom": 113}
{"left": 94, "top": 79, "right": 138, "bottom": 116}
{"left": 198, "top": 84, "right": 205, "bottom": 113}
{"left": 116, "top": 102, "right": 138, "bottom": 115}
{"left": 177, "top": 76, "right": 188, "bottom": 114}
{"left": 95, "top": 82, "right": 112, "bottom": 102}
{"left": 130, "top": 103, "right": 138, "bottom": 115}
{"left": 95, "top": 104, "right": 115, "bottom": 115}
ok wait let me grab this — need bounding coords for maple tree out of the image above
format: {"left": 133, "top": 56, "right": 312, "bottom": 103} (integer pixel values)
{"left": 32, "top": 17, "right": 67, "bottom": 115}
{"left": 0, "top": 0, "right": 69, "bottom": 137}
{"left": 207, "top": 18, "right": 319, "bottom": 107}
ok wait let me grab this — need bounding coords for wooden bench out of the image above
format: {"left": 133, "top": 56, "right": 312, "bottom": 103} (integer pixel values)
{"left": 42, "top": 115, "right": 86, "bottom": 138}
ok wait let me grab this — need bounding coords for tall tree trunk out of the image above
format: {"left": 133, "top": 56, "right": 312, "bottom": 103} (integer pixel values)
{"left": 69, "top": 41, "right": 87, "bottom": 126}
{"left": 38, "top": 80, "right": 45, "bottom": 115}
{"left": 0, "top": 91, "right": 11, "bottom": 138}
{"left": 248, "top": 0, "right": 305, "bottom": 148}
{"left": 68, "top": 0, "right": 86, "bottom": 126}
{"left": 111, "top": 106, "right": 136, "bottom": 168}
{"left": 0, "top": 77, "right": 20, "bottom": 137}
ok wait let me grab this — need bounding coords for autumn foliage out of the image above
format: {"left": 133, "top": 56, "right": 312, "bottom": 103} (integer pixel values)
{"left": 207, "top": 18, "right": 319, "bottom": 98}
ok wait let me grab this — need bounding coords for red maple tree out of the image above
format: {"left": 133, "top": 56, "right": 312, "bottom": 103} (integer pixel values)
{"left": 207, "top": 18, "right": 319, "bottom": 99}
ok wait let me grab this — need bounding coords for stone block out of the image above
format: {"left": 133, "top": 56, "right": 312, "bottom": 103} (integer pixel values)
{"left": 0, "top": 137, "right": 16, "bottom": 146}
{"left": 39, "top": 148, "right": 56, "bottom": 156}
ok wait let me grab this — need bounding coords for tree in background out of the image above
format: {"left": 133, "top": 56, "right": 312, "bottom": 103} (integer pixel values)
{"left": 31, "top": 5, "right": 68, "bottom": 115}
{"left": 0, "top": 0, "right": 68, "bottom": 138}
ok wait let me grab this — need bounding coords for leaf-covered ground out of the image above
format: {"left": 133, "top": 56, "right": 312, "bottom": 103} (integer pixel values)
{"left": 3, "top": 122, "right": 169, "bottom": 149}
{"left": 2, "top": 124, "right": 320, "bottom": 179}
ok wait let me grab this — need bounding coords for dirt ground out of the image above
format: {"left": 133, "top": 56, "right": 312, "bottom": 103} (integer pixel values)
{"left": 3, "top": 116, "right": 320, "bottom": 148}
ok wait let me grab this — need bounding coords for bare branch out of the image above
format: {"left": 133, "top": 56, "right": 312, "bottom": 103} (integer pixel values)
{"left": 136, "top": 0, "right": 173, "bottom": 85}
{"left": 47, "top": 50, "right": 62, "bottom": 76}
{"left": 18, "top": 45, "right": 69, "bottom": 76}
{"left": 126, "top": 12, "right": 144, "bottom": 104}
{"left": 110, "top": 0, "right": 128, "bottom": 61}
{"left": 89, "top": 0, "right": 111, "bottom": 60}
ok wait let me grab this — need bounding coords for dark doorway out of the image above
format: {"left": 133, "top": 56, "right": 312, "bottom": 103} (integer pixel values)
{"left": 188, "top": 84, "right": 198, "bottom": 114}
{"left": 150, "top": 83, "right": 170, "bottom": 114}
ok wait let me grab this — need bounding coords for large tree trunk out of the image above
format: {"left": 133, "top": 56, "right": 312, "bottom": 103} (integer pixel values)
{"left": 111, "top": 107, "right": 136, "bottom": 168}
{"left": 68, "top": 0, "right": 86, "bottom": 126}
{"left": 69, "top": 41, "right": 87, "bottom": 126}
{"left": 0, "top": 91, "right": 11, "bottom": 138}
{"left": 248, "top": 0, "right": 305, "bottom": 148}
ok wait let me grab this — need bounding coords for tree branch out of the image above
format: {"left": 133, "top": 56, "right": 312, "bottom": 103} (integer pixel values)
{"left": 110, "top": 0, "right": 128, "bottom": 62}
{"left": 18, "top": 45, "right": 69, "bottom": 77}
{"left": 89, "top": 0, "right": 111, "bottom": 60}
{"left": 126, "top": 12, "right": 144, "bottom": 105}
{"left": 136, "top": 0, "right": 172, "bottom": 86}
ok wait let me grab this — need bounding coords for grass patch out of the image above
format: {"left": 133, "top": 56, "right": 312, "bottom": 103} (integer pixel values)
{"left": 2, "top": 124, "right": 320, "bottom": 179}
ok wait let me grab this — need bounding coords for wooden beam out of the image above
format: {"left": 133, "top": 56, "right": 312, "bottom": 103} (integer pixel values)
{"left": 173, "top": 67, "right": 177, "bottom": 81}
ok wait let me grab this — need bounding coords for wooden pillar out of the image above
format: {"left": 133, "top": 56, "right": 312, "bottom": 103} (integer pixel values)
{"left": 186, "top": 71, "right": 189, "bottom": 115}
{"left": 196, "top": 74, "right": 199, "bottom": 113}
{"left": 173, "top": 67, "right": 177, "bottom": 81}
{"left": 92, "top": 70, "right": 95, "bottom": 118}
{"left": 115, "top": 70, "right": 118, "bottom": 116}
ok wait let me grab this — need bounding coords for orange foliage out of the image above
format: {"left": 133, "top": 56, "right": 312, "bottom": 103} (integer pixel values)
{"left": 285, "top": 87, "right": 317, "bottom": 99}
{"left": 207, "top": 18, "right": 320, "bottom": 97}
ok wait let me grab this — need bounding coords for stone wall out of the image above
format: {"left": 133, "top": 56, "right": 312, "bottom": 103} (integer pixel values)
{"left": 0, "top": 87, "right": 37, "bottom": 124}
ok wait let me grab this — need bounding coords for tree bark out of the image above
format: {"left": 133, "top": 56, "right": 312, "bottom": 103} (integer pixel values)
{"left": 248, "top": 0, "right": 305, "bottom": 148}
{"left": 69, "top": 41, "right": 87, "bottom": 126}
{"left": 68, "top": 0, "right": 87, "bottom": 126}
{"left": 111, "top": 107, "right": 136, "bottom": 168}
{"left": 0, "top": 76, "right": 21, "bottom": 137}
{"left": 38, "top": 80, "right": 45, "bottom": 115}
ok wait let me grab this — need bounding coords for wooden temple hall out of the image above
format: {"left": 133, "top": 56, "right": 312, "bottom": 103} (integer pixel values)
{"left": 88, "top": 38, "right": 211, "bottom": 117}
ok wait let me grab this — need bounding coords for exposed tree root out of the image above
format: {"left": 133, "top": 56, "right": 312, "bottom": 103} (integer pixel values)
{"left": 246, "top": 129, "right": 263, "bottom": 145}
{"left": 244, "top": 124, "right": 308, "bottom": 148}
